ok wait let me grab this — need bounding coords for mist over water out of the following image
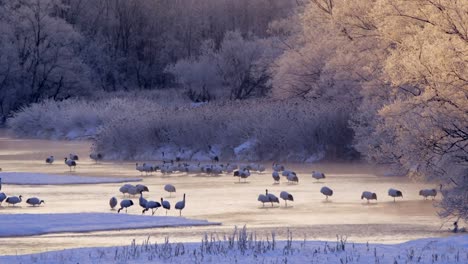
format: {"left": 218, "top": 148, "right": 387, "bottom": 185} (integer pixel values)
{"left": 0, "top": 132, "right": 449, "bottom": 255}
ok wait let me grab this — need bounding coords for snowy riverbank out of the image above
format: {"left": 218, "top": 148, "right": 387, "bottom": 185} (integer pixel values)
{"left": 0, "top": 213, "right": 220, "bottom": 237}
{"left": 0, "top": 172, "right": 141, "bottom": 185}
{"left": 1, "top": 227, "right": 466, "bottom": 263}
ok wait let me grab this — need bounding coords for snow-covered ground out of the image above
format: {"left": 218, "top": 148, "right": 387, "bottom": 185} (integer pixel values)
{"left": 1, "top": 227, "right": 466, "bottom": 264}
{"left": 0, "top": 172, "right": 141, "bottom": 185}
{"left": 0, "top": 213, "right": 220, "bottom": 237}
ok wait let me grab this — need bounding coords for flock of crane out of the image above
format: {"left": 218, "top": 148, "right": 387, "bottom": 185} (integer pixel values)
{"left": 0, "top": 154, "right": 440, "bottom": 215}
{"left": 0, "top": 178, "right": 45, "bottom": 207}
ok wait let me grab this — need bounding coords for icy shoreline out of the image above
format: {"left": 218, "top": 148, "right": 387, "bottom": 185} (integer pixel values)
{"left": 0, "top": 172, "right": 141, "bottom": 185}
{"left": 0, "top": 213, "right": 220, "bottom": 237}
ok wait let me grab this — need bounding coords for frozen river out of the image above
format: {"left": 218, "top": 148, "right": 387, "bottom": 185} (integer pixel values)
{"left": 0, "top": 132, "right": 450, "bottom": 255}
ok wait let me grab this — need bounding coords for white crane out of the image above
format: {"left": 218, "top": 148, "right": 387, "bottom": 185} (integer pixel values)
{"left": 312, "top": 171, "right": 326, "bottom": 181}
{"left": 90, "top": 153, "right": 103, "bottom": 163}
{"left": 136, "top": 184, "right": 149, "bottom": 193}
{"left": 109, "top": 197, "right": 118, "bottom": 209}
{"left": 26, "top": 197, "right": 45, "bottom": 206}
{"left": 320, "top": 186, "right": 333, "bottom": 200}
{"left": 0, "top": 192, "right": 6, "bottom": 205}
{"left": 280, "top": 191, "right": 294, "bottom": 207}
{"left": 361, "top": 191, "right": 377, "bottom": 203}
{"left": 139, "top": 191, "right": 148, "bottom": 212}
{"left": 117, "top": 199, "right": 134, "bottom": 213}
{"left": 160, "top": 197, "right": 171, "bottom": 215}
{"left": 419, "top": 189, "right": 437, "bottom": 200}
{"left": 258, "top": 191, "right": 269, "bottom": 207}
{"left": 272, "top": 171, "right": 280, "bottom": 184}
{"left": 119, "top": 184, "right": 134, "bottom": 197}
{"left": 64, "top": 158, "right": 76, "bottom": 171}
{"left": 266, "top": 190, "right": 279, "bottom": 207}
{"left": 388, "top": 188, "right": 403, "bottom": 202}
{"left": 5, "top": 195, "right": 22, "bottom": 206}
{"left": 287, "top": 172, "right": 299, "bottom": 184}
{"left": 175, "top": 193, "right": 186, "bottom": 216}
{"left": 45, "top": 156, "right": 54, "bottom": 164}
{"left": 143, "top": 200, "right": 161, "bottom": 215}
{"left": 164, "top": 184, "right": 176, "bottom": 197}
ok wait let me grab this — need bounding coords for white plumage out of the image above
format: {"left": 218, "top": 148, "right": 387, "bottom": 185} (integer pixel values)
{"left": 320, "top": 186, "right": 333, "bottom": 200}
{"left": 388, "top": 188, "right": 403, "bottom": 202}
{"left": 266, "top": 190, "right": 279, "bottom": 207}
{"left": 258, "top": 192, "right": 269, "bottom": 207}
{"left": 361, "top": 191, "right": 377, "bottom": 203}
{"left": 26, "top": 197, "right": 44, "bottom": 206}
{"left": 312, "top": 171, "right": 326, "bottom": 181}
{"left": 45, "top": 156, "right": 54, "bottom": 164}
{"left": 161, "top": 197, "right": 171, "bottom": 215}
{"left": 118, "top": 199, "right": 134, "bottom": 213}
{"left": 136, "top": 184, "right": 149, "bottom": 193}
{"left": 164, "top": 184, "right": 176, "bottom": 197}
{"left": 64, "top": 158, "right": 76, "bottom": 171}
{"left": 5, "top": 195, "right": 22, "bottom": 206}
{"left": 143, "top": 200, "right": 161, "bottom": 215}
{"left": 280, "top": 191, "right": 294, "bottom": 207}
{"left": 0, "top": 192, "right": 7, "bottom": 204}
{"left": 287, "top": 172, "right": 299, "bottom": 184}
{"left": 89, "top": 153, "right": 103, "bottom": 163}
{"left": 175, "top": 193, "right": 186, "bottom": 216}
{"left": 119, "top": 184, "right": 134, "bottom": 196}
{"left": 272, "top": 171, "right": 280, "bottom": 184}
{"left": 109, "top": 197, "right": 118, "bottom": 209}
{"left": 419, "top": 189, "right": 437, "bottom": 200}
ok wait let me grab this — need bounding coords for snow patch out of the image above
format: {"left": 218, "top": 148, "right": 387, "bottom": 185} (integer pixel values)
{"left": 0, "top": 213, "right": 220, "bottom": 237}
{"left": 0, "top": 172, "right": 141, "bottom": 185}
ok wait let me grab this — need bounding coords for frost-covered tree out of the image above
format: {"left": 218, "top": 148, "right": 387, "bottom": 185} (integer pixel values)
{"left": 0, "top": 0, "right": 91, "bottom": 122}
{"left": 167, "top": 31, "right": 277, "bottom": 100}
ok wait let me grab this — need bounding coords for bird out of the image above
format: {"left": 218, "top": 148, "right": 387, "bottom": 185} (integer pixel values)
{"left": 272, "top": 163, "right": 285, "bottom": 172}
{"left": 136, "top": 184, "right": 149, "bottom": 193}
{"left": 45, "top": 156, "right": 54, "bottom": 164}
{"left": 109, "top": 197, "right": 118, "bottom": 209}
{"left": 280, "top": 191, "right": 294, "bottom": 207}
{"left": 64, "top": 157, "right": 76, "bottom": 171}
{"left": 90, "top": 153, "right": 103, "bottom": 163}
{"left": 320, "top": 186, "right": 333, "bottom": 200}
{"left": 266, "top": 189, "right": 279, "bottom": 207}
{"left": 127, "top": 185, "right": 139, "bottom": 196}
{"left": 26, "top": 197, "right": 45, "bottom": 206}
{"left": 161, "top": 197, "right": 171, "bottom": 215}
{"left": 175, "top": 193, "right": 186, "bottom": 216}
{"left": 136, "top": 163, "right": 146, "bottom": 175}
{"left": 258, "top": 191, "right": 269, "bottom": 207}
{"left": 287, "top": 172, "right": 299, "bottom": 184}
{"left": 272, "top": 171, "right": 280, "bottom": 184}
{"left": 143, "top": 200, "right": 161, "bottom": 215}
{"left": 419, "top": 189, "right": 437, "bottom": 200}
{"left": 119, "top": 184, "right": 134, "bottom": 197}
{"left": 234, "top": 169, "right": 250, "bottom": 182}
{"left": 139, "top": 191, "right": 148, "bottom": 211}
{"left": 312, "top": 171, "right": 326, "bottom": 181}
{"left": 69, "top": 153, "right": 79, "bottom": 161}
{"left": 361, "top": 191, "right": 377, "bottom": 203}
{"left": 0, "top": 192, "right": 7, "bottom": 205}
{"left": 388, "top": 188, "right": 403, "bottom": 202}
{"left": 164, "top": 184, "right": 176, "bottom": 197}
{"left": 117, "top": 199, "right": 134, "bottom": 213}
{"left": 5, "top": 195, "right": 22, "bottom": 206}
